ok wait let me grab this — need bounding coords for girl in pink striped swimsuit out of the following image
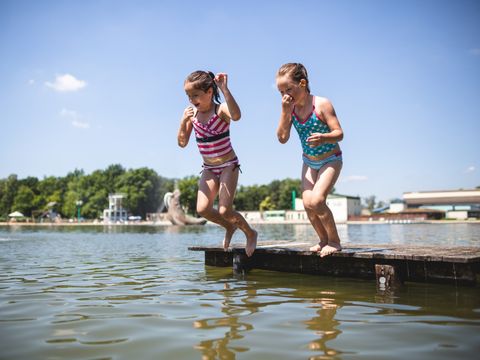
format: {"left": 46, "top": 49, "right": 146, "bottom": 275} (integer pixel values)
{"left": 177, "top": 71, "right": 257, "bottom": 257}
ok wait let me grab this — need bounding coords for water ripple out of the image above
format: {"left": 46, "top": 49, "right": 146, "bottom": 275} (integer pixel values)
{"left": 0, "top": 224, "right": 479, "bottom": 360}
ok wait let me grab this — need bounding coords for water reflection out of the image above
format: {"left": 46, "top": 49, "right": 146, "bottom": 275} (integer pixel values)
{"left": 0, "top": 225, "right": 479, "bottom": 360}
{"left": 193, "top": 282, "right": 256, "bottom": 359}
{"left": 196, "top": 268, "right": 348, "bottom": 359}
{"left": 304, "top": 295, "right": 342, "bottom": 358}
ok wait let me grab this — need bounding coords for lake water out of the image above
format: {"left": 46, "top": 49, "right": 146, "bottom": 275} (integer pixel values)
{"left": 1, "top": 223, "right": 479, "bottom": 359}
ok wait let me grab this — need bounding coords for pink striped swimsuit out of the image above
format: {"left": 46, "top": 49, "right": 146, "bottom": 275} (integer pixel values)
{"left": 191, "top": 106, "right": 240, "bottom": 177}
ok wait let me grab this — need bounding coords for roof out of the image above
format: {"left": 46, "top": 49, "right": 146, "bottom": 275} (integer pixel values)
{"left": 403, "top": 189, "right": 480, "bottom": 206}
{"left": 400, "top": 208, "right": 445, "bottom": 214}
{"left": 328, "top": 193, "right": 361, "bottom": 200}
{"left": 372, "top": 206, "right": 390, "bottom": 213}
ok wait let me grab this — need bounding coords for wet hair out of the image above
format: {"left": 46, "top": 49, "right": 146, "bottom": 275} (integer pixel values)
{"left": 184, "top": 70, "right": 221, "bottom": 104}
{"left": 277, "top": 63, "right": 310, "bottom": 93}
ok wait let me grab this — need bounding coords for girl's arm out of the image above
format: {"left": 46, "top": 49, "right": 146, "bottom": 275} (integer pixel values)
{"left": 215, "top": 73, "right": 241, "bottom": 121}
{"left": 277, "top": 94, "right": 294, "bottom": 143}
{"left": 306, "top": 97, "right": 343, "bottom": 146}
{"left": 177, "top": 107, "right": 194, "bottom": 147}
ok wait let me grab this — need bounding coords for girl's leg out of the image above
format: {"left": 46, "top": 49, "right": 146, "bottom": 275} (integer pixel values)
{"left": 305, "top": 208, "right": 329, "bottom": 251}
{"left": 197, "top": 170, "right": 237, "bottom": 248}
{"left": 218, "top": 164, "right": 257, "bottom": 257}
{"left": 302, "top": 161, "right": 343, "bottom": 257}
{"left": 302, "top": 165, "right": 329, "bottom": 251}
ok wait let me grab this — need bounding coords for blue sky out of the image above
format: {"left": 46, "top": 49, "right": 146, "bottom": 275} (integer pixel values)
{"left": 1, "top": 0, "right": 479, "bottom": 202}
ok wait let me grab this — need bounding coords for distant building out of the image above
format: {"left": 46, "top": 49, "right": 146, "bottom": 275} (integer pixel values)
{"left": 288, "top": 193, "right": 362, "bottom": 223}
{"left": 403, "top": 189, "right": 480, "bottom": 220}
{"left": 240, "top": 211, "right": 263, "bottom": 222}
{"left": 263, "top": 210, "right": 286, "bottom": 221}
{"left": 103, "top": 194, "right": 128, "bottom": 223}
{"left": 388, "top": 200, "right": 406, "bottom": 213}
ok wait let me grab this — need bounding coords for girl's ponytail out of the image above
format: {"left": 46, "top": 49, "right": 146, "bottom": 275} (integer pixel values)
{"left": 208, "top": 71, "right": 221, "bottom": 104}
{"left": 185, "top": 70, "right": 221, "bottom": 104}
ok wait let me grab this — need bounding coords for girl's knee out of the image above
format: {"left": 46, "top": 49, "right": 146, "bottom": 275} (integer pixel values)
{"left": 197, "top": 204, "right": 212, "bottom": 217}
{"left": 218, "top": 206, "right": 230, "bottom": 216}
{"left": 218, "top": 206, "right": 235, "bottom": 220}
{"left": 303, "top": 195, "right": 327, "bottom": 212}
{"left": 314, "top": 196, "right": 327, "bottom": 209}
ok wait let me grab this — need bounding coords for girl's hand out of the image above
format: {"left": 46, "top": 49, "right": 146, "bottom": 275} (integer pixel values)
{"left": 182, "top": 106, "right": 194, "bottom": 123}
{"left": 214, "top": 73, "right": 228, "bottom": 92}
{"left": 306, "top": 133, "right": 325, "bottom": 147}
{"left": 281, "top": 94, "right": 294, "bottom": 113}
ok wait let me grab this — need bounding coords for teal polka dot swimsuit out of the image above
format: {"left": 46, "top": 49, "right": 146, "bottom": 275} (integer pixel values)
{"left": 292, "top": 96, "right": 337, "bottom": 157}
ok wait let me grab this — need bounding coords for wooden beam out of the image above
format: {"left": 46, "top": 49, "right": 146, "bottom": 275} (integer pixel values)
{"left": 190, "top": 243, "right": 480, "bottom": 286}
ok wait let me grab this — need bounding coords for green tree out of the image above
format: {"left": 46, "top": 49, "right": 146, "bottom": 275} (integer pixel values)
{"left": 259, "top": 196, "right": 276, "bottom": 211}
{"left": 62, "top": 170, "right": 84, "bottom": 218}
{"left": 275, "top": 178, "right": 301, "bottom": 210}
{"left": 177, "top": 176, "right": 199, "bottom": 215}
{"left": 0, "top": 166, "right": 177, "bottom": 220}
{"left": 0, "top": 174, "right": 19, "bottom": 217}
{"left": 104, "top": 164, "right": 126, "bottom": 194}
{"left": 234, "top": 178, "right": 302, "bottom": 211}
{"left": 12, "top": 185, "right": 35, "bottom": 216}
{"left": 35, "top": 176, "right": 64, "bottom": 216}
{"left": 0, "top": 179, "right": 6, "bottom": 219}
{"left": 234, "top": 184, "right": 270, "bottom": 211}
{"left": 116, "top": 167, "right": 162, "bottom": 218}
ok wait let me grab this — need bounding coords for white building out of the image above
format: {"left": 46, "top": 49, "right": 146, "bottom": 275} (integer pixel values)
{"left": 403, "top": 189, "right": 480, "bottom": 220}
{"left": 388, "top": 201, "right": 406, "bottom": 213}
{"left": 103, "top": 194, "right": 128, "bottom": 223}
{"left": 287, "top": 194, "right": 362, "bottom": 223}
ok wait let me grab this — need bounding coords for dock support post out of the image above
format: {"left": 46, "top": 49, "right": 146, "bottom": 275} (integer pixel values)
{"left": 375, "top": 264, "right": 401, "bottom": 290}
{"left": 233, "top": 252, "right": 252, "bottom": 275}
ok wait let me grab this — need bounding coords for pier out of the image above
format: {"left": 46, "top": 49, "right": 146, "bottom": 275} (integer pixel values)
{"left": 189, "top": 241, "right": 480, "bottom": 287}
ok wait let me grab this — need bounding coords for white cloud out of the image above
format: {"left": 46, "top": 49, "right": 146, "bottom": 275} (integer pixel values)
{"left": 71, "top": 120, "right": 90, "bottom": 129}
{"left": 60, "top": 108, "right": 90, "bottom": 129}
{"left": 59, "top": 108, "right": 77, "bottom": 117}
{"left": 28, "top": 79, "right": 35, "bottom": 85}
{"left": 465, "top": 166, "right": 475, "bottom": 173}
{"left": 341, "top": 175, "right": 368, "bottom": 183}
{"left": 46, "top": 74, "right": 87, "bottom": 92}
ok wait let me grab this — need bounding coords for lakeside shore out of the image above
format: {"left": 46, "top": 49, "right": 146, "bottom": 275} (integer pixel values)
{"left": 1, "top": 219, "right": 480, "bottom": 227}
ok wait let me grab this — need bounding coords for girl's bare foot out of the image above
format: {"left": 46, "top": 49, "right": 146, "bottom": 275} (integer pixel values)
{"left": 309, "top": 243, "right": 322, "bottom": 252}
{"left": 309, "top": 241, "right": 327, "bottom": 252}
{"left": 223, "top": 224, "right": 237, "bottom": 251}
{"left": 245, "top": 229, "right": 257, "bottom": 257}
{"left": 320, "top": 242, "right": 342, "bottom": 257}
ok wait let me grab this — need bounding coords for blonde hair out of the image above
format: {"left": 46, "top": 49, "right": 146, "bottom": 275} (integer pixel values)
{"left": 277, "top": 63, "right": 310, "bottom": 93}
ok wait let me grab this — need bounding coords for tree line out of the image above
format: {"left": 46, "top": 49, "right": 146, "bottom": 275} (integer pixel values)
{"left": 0, "top": 165, "right": 303, "bottom": 221}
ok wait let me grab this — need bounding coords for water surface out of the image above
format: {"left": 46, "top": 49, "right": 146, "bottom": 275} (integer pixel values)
{"left": 0, "top": 223, "right": 479, "bottom": 359}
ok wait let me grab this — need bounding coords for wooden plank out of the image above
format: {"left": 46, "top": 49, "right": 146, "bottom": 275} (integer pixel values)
{"left": 375, "top": 264, "right": 402, "bottom": 289}
{"left": 189, "top": 242, "right": 480, "bottom": 286}
{"left": 189, "top": 243, "right": 480, "bottom": 263}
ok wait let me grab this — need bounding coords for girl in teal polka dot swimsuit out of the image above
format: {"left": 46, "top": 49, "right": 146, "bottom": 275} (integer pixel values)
{"left": 276, "top": 63, "right": 344, "bottom": 257}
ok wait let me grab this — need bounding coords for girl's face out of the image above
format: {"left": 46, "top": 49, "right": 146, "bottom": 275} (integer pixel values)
{"left": 184, "top": 82, "right": 214, "bottom": 112}
{"left": 276, "top": 75, "right": 307, "bottom": 105}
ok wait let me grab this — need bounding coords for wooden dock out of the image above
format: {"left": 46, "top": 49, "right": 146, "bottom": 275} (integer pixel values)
{"left": 189, "top": 241, "right": 480, "bottom": 287}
